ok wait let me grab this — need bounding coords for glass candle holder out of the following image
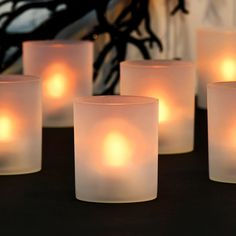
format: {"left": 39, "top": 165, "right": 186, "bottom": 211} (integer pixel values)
{"left": 197, "top": 27, "right": 236, "bottom": 108}
{"left": 208, "top": 82, "right": 236, "bottom": 183}
{"left": 74, "top": 96, "right": 158, "bottom": 203}
{"left": 120, "top": 60, "right": 195, "bottom": 154}
{"left": 23, "top": 40, "right": 93, "bottom": 127}
{"left": 0, "top": 75, "right": 42, "bottom": 175}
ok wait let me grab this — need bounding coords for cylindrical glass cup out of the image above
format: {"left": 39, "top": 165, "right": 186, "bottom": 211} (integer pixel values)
{"left": 120, "top": 60, "right": 195, "bottom": 154}
{"left": 74, "top": 96, "right": 158, "bottom": 203}
{"left": 0, "top": 75, "right": 42, "bottom": 175}
{"left": 23, "top": 40, "right": 93, "bottom": 127}
{"left": 197, "top": 27, "right": 236, "bottom": 108}
{"left": 208, "top": 81, "right": 236, "bottom": 183}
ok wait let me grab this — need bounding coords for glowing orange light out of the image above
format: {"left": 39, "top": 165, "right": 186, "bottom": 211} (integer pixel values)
{"left": 43, "top": 62, "right": 75, "bottom": 99}
{"left": 45, "top": 73, "right": 66, "bottom": 98}
{"left": 228, "top": 125, "right": 236, "bottom": 147}
{"left": 158, "top": 100, "right": 170, "bottom": 123}
{"left": 0, "top": 116, "right": 13, "bottom": 141}
{"left": 221, "top": 58, "right": 236, "bottom": 81}
{"left": 103, "top": 131, "right": 132, "bottom": 167}
{"left": 145, "top": 90, "right": 169, "bottom": 123}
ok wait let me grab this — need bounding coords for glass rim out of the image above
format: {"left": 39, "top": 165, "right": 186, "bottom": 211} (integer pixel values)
{"left": 23, "top": 40, "right": 93, "bottom": 48}
{"left": 74, "top": 95, "right": 158, "bottom": 106}
{"left": 208, "top": 81, "right": 236, "bottom": 90}
{"left": 120, "top": 59, "right": 193, "bottom": 68}
{"left": 0, "top": 75, "right": 40, "bottom": 84}
{"left": 197, "top": 26, "right": 236, "bottom": 34}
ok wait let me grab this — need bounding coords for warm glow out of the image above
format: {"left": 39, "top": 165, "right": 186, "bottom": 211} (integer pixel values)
{"left": 43, "top": 62, "right": 75, "bottom": 99}
{"left": 229, "top": 125, "right": 236, "bottom": 147}
{"left": 144, "top": 90, "right": 169, "bottom": 123}
{"left": 159, "top": 100, "right": 169, "bottom": 123}
{"left": 221, "top": 58, "right": 236, "bottom": 81}
{"left": 0, "top": 116, "right": 13, "bottom": 142}
{"left": 103, "top": 131, "right": 132, "bottom": 167}
{"left": 45, "top": 73, "right": 66, "bottom": 98}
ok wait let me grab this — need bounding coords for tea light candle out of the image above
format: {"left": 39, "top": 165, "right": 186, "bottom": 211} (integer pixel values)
{"left": 208, "top": 81, "right": 236, "bottom": 183}
{"left": 74, "top": 96, "right": 158, "bottom": 203}
{"left": 0, "top": 75, "right": 42, "bottom": 175}
{"left": 197, "top": 28, "right": 236, "bottom": 108}
{"left": 23, "top": 40, "right": 93, "bottom": 127}
{"left": 120, "top": 60, "right": 195, "bottom": 154}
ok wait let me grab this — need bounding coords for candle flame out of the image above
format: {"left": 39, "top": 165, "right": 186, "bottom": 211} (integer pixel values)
{"left": 103, "top": 131, "right": 132, "bottom": 167}
{"left": 159, "top": 100, "right": 169, "bottom": 123}
{"left": 45, "top": 73, "right": 66, "bottom": 98}
{"left": 43, "top": 62, "right": 75, "bottom": 99}
{"left": 221, "top": 58, "right": 236, "bottom": 81}
{"left": 0, "top": 116, "right": 12, "bottom": 141}
{"left": 144, "top": 90, "right": 169, "bottom": 123}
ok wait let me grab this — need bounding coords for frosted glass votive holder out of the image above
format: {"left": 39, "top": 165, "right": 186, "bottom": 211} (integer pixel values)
{"left": 23, "top": 40, "right": 93, "bottom": 127}
{"left": 197, "top": 27, "right": 236, "bottom": 108}
{"left": 74, "top": 96, "right": 158, "bottom": 203}
{"left": 120, "top": 60, "right": 195, "bottom": 154}
{"left": 0, "top": 75, "right": 42, "bottom": 175}
{"left": 208, "top": 82, "right": 236, "bottom": 183}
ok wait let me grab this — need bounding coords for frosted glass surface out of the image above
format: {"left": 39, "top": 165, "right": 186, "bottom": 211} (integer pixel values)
{"left": 74, "top": 96, "right": 158, "bottom": 203}
{"left": 208, "top": 82, "right": 236, "bottom": 183}
{"left": 197, "top": 28, "right": 236, "bottom": 108}
{"left": 120, "top": 60, "right": 195, "bottom": 154}
{"left": 23, "top": 40, "right": 93, "bottom": 127}
{"left": 0, "top": 75, "right": 42, "bottom": 175}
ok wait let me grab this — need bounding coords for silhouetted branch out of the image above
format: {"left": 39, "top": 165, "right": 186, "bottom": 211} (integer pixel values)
{"left": 171, "top": 0, "right": 189, "bottom": 15}
{"left": 84, "top": 0, "right": 162, "bottom": 93}
{"left": 0, "top": 0, "right": 163, "bottom": 95}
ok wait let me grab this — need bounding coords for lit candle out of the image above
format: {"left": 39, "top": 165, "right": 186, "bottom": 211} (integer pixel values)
{"left": 23, "top": 40, "right": 93, "bottom": 127}
{"left": 120, "top": 60, "right": 195, "bottom": 154}
{"left": 0, "top": 113, "right": 16, "bottom": 156}
{"left": 197, "top": 27, "right": 236, "bottom": 108}
{"left": 158, "top": 101, "right": 169, "bottom": 123}
{"left": 74, "top": 96, "right": 158, "bottom": 203}
{"left": 0, "top": 115, "right": 13, "bottom": 142}
{"left": 102, "top": 130, "right": 133, "bottom": 167}
{"left": 43, "top": 62, "right": 75, "bottom": 99}
{"left": 144, "top": 90, "right": 170, "bottom": 124}
{"left": 220, "top": 58, "right": 236, "bottom": 81}
{"left": 0, "top": 112, "right": 24, "bottom": 163}
{"left": 208, "top": 81, "right": 236, "bottom": 183}
{"left": 0, "top": 75, "right": 42, "bottom": 175}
